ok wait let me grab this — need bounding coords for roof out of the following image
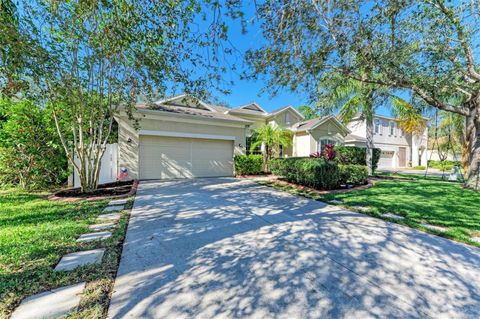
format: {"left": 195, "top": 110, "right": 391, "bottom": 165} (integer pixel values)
{"left": 292, "top": 116, "right": 350, "bottom": 134}
{"left": 233, "top": 102, "right": 267, "bottom": 114}
{"left": 345, "top": 134, "right": 367, "bottom": 143}
{"left": 267, "top": 105, "right": 304, "bottom": 120}
{"left": 135, "top": 95, "right": 252, "bottom": 124}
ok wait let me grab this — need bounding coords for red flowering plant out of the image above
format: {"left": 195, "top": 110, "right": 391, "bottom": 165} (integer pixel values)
{"left": 309, "top": 144, "right": 336, "bottom": 161}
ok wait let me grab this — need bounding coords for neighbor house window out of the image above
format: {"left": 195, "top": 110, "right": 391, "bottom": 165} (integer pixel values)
{"left": 374, "top": 119, "right": 381, "bottom": 134}
{"left": 389, "top": 121, "right": 395, "bottom": 136}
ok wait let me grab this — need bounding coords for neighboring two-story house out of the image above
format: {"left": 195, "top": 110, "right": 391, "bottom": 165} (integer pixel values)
{"left": 344, "top": 115, "right": 428, "bottom": 169}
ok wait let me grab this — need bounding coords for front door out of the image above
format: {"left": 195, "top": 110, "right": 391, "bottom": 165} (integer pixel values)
{"left": 398, "top": 147, "right": 407, "bottom": 167}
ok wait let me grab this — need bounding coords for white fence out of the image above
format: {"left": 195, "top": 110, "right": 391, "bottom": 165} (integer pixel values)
{"left": 73, "top": 144, "right": 118, "bottom": 188}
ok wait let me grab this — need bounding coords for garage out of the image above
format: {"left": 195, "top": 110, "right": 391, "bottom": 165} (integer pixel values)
{"left": 378, "top": 150, "right": 394, "bottom": 168}
{"left": 139, "top": 135, "right": 234, "bottom": 180}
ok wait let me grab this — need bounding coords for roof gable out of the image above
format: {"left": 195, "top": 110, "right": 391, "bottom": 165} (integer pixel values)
{"left": 268, "top": 105, "right": 304, "bottom": 120}
{"left": 294, "top": 116, "right": 350, "bottom": 135}
{"left": 155, "top": 94, "right": 216, "bottom": 112}
{"left": 235, "top": 102, "right": 267, "bottom": 114}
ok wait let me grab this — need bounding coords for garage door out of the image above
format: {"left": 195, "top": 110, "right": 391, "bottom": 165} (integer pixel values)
{"left": 378, "top": 150, "right": 394, "bottom": 168}
{"left": 139, "top": 136, "right": 234, "bottom": 179}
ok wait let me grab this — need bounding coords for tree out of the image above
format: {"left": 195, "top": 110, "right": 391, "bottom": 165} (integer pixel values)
{"left": 298, "top": 105, "right": 317, "bottom": 120}
{"left": 247, "top": 0, "right": 480, "bottom": 189}
{"left": 1, "top": 0, "right": 240, "bottom": 192}
{"left": 0, "top": 99, "right": 68, "bottom": 188}
{"left": 250, "top": 124, "right": 293, "bottom": 172}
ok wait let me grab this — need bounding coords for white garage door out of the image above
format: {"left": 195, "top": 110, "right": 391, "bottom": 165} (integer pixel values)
{"left": 139, "top": 136, "right": 234, "bottom": 179}
{"left": 378, "top": 150, "right": 394, "bottom": 168}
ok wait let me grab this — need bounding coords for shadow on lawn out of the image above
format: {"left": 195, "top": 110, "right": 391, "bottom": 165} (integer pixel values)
{"left": 108, "top": 178, "right": 480, "bottom": 319}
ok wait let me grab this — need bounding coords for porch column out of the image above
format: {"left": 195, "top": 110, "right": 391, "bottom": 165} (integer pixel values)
{"left": 411, "top": 135, "right": 420, "bottom": 167}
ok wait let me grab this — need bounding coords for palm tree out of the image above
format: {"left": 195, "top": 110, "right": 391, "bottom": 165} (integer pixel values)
{"left": 325, "top": 77, "right": 425, "bottom": 175}
{"left": 250, "top": 124, "right": 293, "bottom": 172}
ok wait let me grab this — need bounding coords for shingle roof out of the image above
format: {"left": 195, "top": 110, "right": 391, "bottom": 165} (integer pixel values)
{"left": 136, "top": 103, "right": 252, "bottom": 123}
{"left": 292, "top": 117, "right": 328, "bottom": 131}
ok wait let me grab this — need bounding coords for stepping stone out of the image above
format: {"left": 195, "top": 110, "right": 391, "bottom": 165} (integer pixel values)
{"left": 330, "top": 199, "right": 343, "bottom": 205}
{"left": 103, "top": 205, "right": 124, "bottom": 212}
{"left": 55, "top": 249, "right": 105, "bottom": 271}
{"left": 471, "top": 237, "right": 480, "bottom": 244}
{"left": 109, "top": 198, "right": 127, "bottom": 206}
{"left": 11, "top": 282, "right": 85, "bottom": 319}
{"left": 76, "top": 231, "right": 112, "bottom": 243}
{"left": 89, "top": 222, "right": 116, "bottom": 231}
{"left": 352, "top": 205, "right": 369, "bottom": 212}
{"left": 382, "top": 213, "right": 405, "bottom": 220}
{"left": 421, "top": 223, "right": 448, "bottom": 232}
{"left": 97, "top": 213, "right": 121, "bottom": 221}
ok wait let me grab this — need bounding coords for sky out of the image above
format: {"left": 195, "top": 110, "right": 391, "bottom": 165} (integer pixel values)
{"left": 206, "top": 3, "right": 393, "bottom": 117}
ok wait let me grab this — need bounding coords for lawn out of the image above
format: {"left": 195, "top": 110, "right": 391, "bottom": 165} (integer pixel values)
{"left": 259, "top": 179, "right": 480, "bottom": 247}
{"left": 0, "top": 190, "right": 132, "bottom": 319}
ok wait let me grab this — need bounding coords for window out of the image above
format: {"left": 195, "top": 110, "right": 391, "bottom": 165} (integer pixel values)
{"left": 246, "top": 136, "right": 262, "bottom": 155}
{"left": 285, "top": 112, "right": 291, "bottom": 125}
{"left": 374, "top": 119, "right": 381, "bottom": 134}
{"left": 389, "top": 121, "right": 395, "bottom": 136}
{"left": 318, "top": 138, "right": 337, "bottom": 151}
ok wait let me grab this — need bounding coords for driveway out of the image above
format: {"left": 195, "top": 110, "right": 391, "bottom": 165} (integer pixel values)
{"left": 108, "top": 178, "right": 480, "bottom": 318}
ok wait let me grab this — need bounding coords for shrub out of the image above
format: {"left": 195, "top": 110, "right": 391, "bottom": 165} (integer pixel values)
{"left": 338, "top": 165, "right": 368, "bottom": 185}
{"left": 0, "top": 99, "right": 68, "bottom": 189}
{"left": 427, "top": 160, "right": 459, "bottom": 171}
{"left": 234, "top": 155, "right": 263, "bottom": 175}
{"left": 412, "top": 165, "right": 426, "bottom": 170}
{"left": 270, "top": 157, "right": 339, "bottom": 190}
{"left": 310, "top": 144, "right": 336, "bottom": 160}
{"left": 335, "top": 146, "right": 381, "bottom": 172}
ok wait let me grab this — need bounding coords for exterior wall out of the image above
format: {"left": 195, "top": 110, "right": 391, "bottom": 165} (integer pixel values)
{"left": 346, "top": 118, "right": 367, "bottom": 138}
{"left": 293, "top": 132, "right": 312, "bottom": 157}
{"left": 268, "top": 108, "right": 302, "bottom": 128}
{"left": 117, "top": 113, "right": 247, "bottom": 180}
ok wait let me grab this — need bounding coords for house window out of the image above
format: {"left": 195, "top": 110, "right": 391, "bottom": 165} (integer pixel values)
{"left": 389, "top": 121, "right": 395, "bottom": 136}
{"left": 318, "top": 138, "right": 337, "bottom": 151}
{"left": 285, "top": 112, "right": 291, "bottom": 125}
{"left": 374, "top": 119, "right": 381, "bottom": 134}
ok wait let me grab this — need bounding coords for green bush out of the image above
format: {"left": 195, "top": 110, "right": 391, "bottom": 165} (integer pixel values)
{"left": 335, "top": 146, "right": 381, "bottom": 172}
{"left": 338, "top": 165, "right": 368, "bottom": 185}
{"left": 270, "top": 157, "right": 340, "bottom": 190}
{"left": 234, "top": 155, "right": 263, "bottom": 175}
{"left": 412, "top": 165, "right": 426, "bottom": 170}
{"left": 428, "top": 160, "right": 459, "bottom": 171}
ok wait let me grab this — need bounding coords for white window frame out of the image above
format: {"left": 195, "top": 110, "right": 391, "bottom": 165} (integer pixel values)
{"left": 317, "top": 137, "right": 340, "bottom": 151}
{"left": 374, "top": 119, "right": 381, "bottom": 134}
{"left": 389, "top": 121, "right": 395, "bottom": 136}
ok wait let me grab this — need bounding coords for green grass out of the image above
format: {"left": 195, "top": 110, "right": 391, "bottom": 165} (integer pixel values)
{"left": 258, "top": 179, "right": 480, "bottom": 247}
{"left": 0, "top": 190, "right": 133, "bottom": 319}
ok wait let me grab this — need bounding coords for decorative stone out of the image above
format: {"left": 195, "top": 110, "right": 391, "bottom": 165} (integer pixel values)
{"left": 330, "top": 199, "right": 343, "bottom": 205}
{"left": 76, "top": 231, "right": 112, "bottom": 243}
{"left": 11, "top": 282, "right": 85, "bottom": 319}
{"left": 109, "top": 199, "right": 128, "bottom": 206}
{"left": 97, "top": 213, "right": 121, "bottom": 221}
{"left": 103, "top": 205, "right": 124, "bottom": 212}
{"left": 89, "top": 222, "right": 116, "bottom": 231}
{"left": 55, "top": 249, "right": 105, "bottom": 271}
{"left": 382, "top": 213, "right": 405, "bottom": 220}
{"left": 421, "top": 223, "right": 448, "bottom": 232}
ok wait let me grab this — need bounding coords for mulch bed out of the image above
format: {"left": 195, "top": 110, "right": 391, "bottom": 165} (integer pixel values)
{"left": 252, "top": 176, "right": 374, "bottom": 195}
{"left": 49, "top": 180, "right": 139, "bottom": 202}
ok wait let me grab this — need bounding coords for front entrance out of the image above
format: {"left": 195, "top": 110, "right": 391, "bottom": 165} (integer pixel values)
{"left": 398, "top": 147, "right": 407, "bottom": 167}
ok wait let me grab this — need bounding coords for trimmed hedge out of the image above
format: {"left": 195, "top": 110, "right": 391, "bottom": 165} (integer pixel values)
{"left": 270, "top": 157, "right": 339, "bottom": 190}
{"left": 338, "top": 164, "right": 368, "bottom": 185}
{"left": 234, "top": 155, "right": 263, "bottom": 175}
{"left": 335, "top": 146, "right": 381, "bottom": 172}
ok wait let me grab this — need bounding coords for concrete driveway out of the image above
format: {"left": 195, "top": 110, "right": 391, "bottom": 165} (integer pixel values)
{"left": 108, "top": 178, "right": 480, "bottom": 319}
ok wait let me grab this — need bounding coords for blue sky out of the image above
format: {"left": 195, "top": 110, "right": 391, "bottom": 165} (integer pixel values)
{"left": 208, "top": 4, "right": 393, "bottom": 117}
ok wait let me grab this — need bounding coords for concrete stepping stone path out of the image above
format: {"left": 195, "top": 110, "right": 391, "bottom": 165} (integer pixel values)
{"left": 11, "top": 282, "right": 85, "bottom": 319}
{"left": 103, "top": 205, "right": 124, "bottom": 212}
{"left": 109, "top": 198, "right": 128, "bottom": 206}
{"left": 420, "top": 223, "right": 448, "bottom": 232}
{"left": 382, "top": 213, "right": 405, "bottom": 220}
{"left": 352, "top": 205, "right": 370, "bottom": 212}
{"left": 330, "top": 199, "right": 343, "bottom": 205}
{"left": 77, "top": 231, "right": 112, "bottom": 243}
{"left": 471, "top": 237, "right": 480, "bottom": 244}
{"left": 55, "top": 249, "right": 105, "bottom": 271}
{"left": 97, "top": 213, "right": 121, "bottom": 221}
{"left": 89, "top": 222, "right": 116, "bottom": 231}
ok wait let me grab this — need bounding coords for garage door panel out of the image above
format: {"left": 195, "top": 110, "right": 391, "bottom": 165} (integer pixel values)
{"left": 139, "top": 136, "right": 233, "bottom": 179}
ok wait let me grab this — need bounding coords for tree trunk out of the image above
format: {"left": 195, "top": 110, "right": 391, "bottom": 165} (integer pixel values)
{"left": 464, "top": 102, "right": 480, "bottom": 190}
{"left": 365, "top": 114, "right": 374, "bottom": 175}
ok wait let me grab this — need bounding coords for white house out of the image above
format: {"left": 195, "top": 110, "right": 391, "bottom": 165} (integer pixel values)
{"left": 344, "top": 114, "right": 428, "bottom": 169}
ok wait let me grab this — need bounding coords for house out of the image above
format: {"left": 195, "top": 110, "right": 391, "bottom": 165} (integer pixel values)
{"left": 344, "top": 115, "right": 428, "bottom": 168}
{"left": 114, "top": 94, "right": 351, "bottom": 180}
{"left": 110, "top": 94, "right": 426, "bottom": 183}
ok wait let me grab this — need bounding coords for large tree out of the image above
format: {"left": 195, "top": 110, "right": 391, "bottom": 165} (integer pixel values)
{"left": 1, "top": 0, "right": 240, "bottom": 192}
{"left": 247, "top": 0, "right": 480, "bottom": 189}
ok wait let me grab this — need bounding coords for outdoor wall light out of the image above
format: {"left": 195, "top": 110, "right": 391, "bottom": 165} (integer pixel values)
{"left": 127, "top": 137, "right": 132, "bottom": 144}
